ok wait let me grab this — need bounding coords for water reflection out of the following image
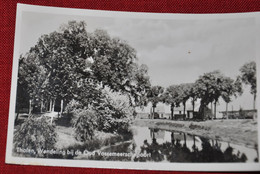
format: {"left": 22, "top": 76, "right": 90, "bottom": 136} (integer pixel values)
{"left": 77, "top": 126, "right": 258, "bottom": 163}
{"left": 133, "top": 127, "right": 256, "bottom": 162}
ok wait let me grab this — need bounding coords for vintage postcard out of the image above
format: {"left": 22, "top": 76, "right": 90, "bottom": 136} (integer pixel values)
{"left": 5, "top": 3, "right": 260, "bottom": 171}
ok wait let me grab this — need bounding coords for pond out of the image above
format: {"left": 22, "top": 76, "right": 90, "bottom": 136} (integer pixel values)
{"left": 79, "top": 126, "right": 258, "bottom": 163}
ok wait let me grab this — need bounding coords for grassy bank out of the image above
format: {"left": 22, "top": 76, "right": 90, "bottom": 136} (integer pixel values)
{"left": 133, "top": 119, "right": 258, "bottom": 148}
{"left": 54, "top": 117, "right": 132, "bottom": 159}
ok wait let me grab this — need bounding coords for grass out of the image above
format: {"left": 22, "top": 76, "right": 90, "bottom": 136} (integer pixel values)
{"left": 52, "top": 113, "right": 132, "bottom": 159}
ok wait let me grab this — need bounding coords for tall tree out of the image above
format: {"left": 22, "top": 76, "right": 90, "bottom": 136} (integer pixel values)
{"left": 16, "top": 53, "right": 48, "bottom": 118}
{"left": 221, "top": 77, "right": 243, "bottom": 119}
{"left": 195, "top": 72, "right": 214, "bottom": 120}
{"left": 239, "top": 61, "right": 257, "bottom": 109}
{"left": 178, "top": 83, "right": 192, "bottom": 120}
{"left": 91, "top": 30, "right": 147, "bottom": 96}
{"left": 21, "top": 21, "right": 151, "bottom": 113}
{"left": 195, "top": 71, "right": 234, "bottom": 120}
{"left": 130, "top": 64, "right": 151, "bottom": 107}
{"left": 147, "top": 86, "right": 164, "bottom": 119}
{"left": 163, "top": 85, "right": 181, "bottom": 120}
{"left": 188, "top": 83, "right": 199, "bottom": 115}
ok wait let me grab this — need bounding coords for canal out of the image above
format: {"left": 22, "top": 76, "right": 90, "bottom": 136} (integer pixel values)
{"left": 78, "top": 126, "right": 258, "bottom": 163}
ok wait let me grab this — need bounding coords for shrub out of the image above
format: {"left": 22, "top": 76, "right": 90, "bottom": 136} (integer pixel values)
{"left": 13, "top": 117, "right": 57, "bottom": 157}
{"left": 95, "top": 88, "right": 134, "bottom": 136}
{"left": 64, "top": 87, "right": 134, "bottom": 140}
{"left": 73, "top": 109, "right": 97, "bottom": 142}
{"left": 64, "top": 99, "right": 83, "bottom": 114}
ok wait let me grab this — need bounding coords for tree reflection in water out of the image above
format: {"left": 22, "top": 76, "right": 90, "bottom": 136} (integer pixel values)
{"left": 134, "top": 129, "right": 248, "bottom": 162}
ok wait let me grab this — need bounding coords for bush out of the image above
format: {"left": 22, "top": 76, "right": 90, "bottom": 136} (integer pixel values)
{"left": 73, "top": 109, "right": 97, "bottom": 142}
{"left": 64, "top": 87, "right": 134, "bottom": 140}
{"left": 13, "top": 117, "right": 57, "bottom": 157}
{"left": 95, "top": 88, "right": 134, "bottom": 135}
{"left": 64, "top": 99, "right": 83, "bottom": 114}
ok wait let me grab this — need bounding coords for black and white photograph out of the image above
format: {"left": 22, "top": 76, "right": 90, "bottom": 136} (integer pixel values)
{"left": 5, "top": 4, "right": 260, "bottom": 171}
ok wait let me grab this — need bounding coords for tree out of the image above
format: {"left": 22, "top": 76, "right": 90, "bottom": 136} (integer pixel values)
{"left": 16, "top": 56, "right": 31, "bottom": 121}
{"left": 92, "top": 88, "right": 135, "bottom": 135}
{"left": 195, "top": 72, "right": 214, "bottom": 120}
{"left": 32, "top": 21, "right": 93, "bottom": 111}
{"left": 147, "top": 86, "right": 164, "bottom": 119}
{"left": 73, "top": 109, "right": 97, "bottom": 141}
{"left": 130, "top": 64, "right": 151, "bottom": 107}
{"left": 221, "top": 77, "right": 243, "bottom": 119}
{"left": 239, "top": 61, "right": 257, "bottom": 109}
{"left": 178, "top": 83, "right": 192, "bottom": 120}
{"left": 13, "top": 117, "right": 57, "bottom": 157}
{"left": 19, "top": 21, "right": 151, "bottom": 115}
{"left": 15, "top": 20, "right": 152, "bottom": 148}
{"left": 16, "top": 53, "right": 49, "bottom": 118}
{"left": 163, "top": 85, "right": 181, "bottom": 120}
{"left": 91, "top": 30, "right": 151, "bottom": 106}
{"left": 195, "top": 71, "right": 235, "bottom": 120}
{"left": 188, "top": 83, "right": 199, "bottom": 116}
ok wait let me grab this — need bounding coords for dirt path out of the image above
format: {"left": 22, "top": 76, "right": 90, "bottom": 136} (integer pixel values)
{"left": 55, "top": 126, "right": 83, "bottom": 149}
{"left": 133, "top": 119, "right": 258, "bottom": 148}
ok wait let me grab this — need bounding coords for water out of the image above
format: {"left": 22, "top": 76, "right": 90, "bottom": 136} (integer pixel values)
{"left": 79, "top": 126, "right": 258, "bottom": 163}
{"left": 131, "top": 126, "right": 258, "bottom": 163}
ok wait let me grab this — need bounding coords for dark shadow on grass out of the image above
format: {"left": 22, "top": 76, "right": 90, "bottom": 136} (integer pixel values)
{"left": 55, "top": 113, "right": 73, "bottom": 127}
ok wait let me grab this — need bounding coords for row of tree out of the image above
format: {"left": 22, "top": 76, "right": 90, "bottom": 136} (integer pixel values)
{"left": 16, "top": 20, "right": 257, "bottom": 122}
{"left": 147, "top": 61, "right": 256, "bottom": 120}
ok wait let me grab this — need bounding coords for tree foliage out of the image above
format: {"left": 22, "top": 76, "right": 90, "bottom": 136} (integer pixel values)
{"left": 163, "top": 83, "right": 195, "bottom": 119}
{"left": 221, "top": 77, "right": 242, "bottom": 104}
{"left": 13, "top": 117, "right": 57, "bottom": 157}
{"left": 73, "top": 109, "right": 97, "bottom": 142}
{"left": 195, "top": 71, "right": 240, "bottom": 119}
{"left": 239, "top": 61, "right": 257, "bottom": 96}
{"left": 94, "top": 88, "right": 135, "bottom": 134}
{"left": 178, "top": 83, "right": 193, "bottom": 117}
{"left": 163, "top": 85, "right": 181, "bottom": 119}
{"left": 17, "top": 54, "right": 49, "bottom": 114}
{"left": 238, "top": 61, "right": 257, "bottom": 109}
{"left": 147, "top": 86, "right": 164, "bottom": 108}
{"left": 16, "top": 20, "right": 151, "bottom": 115}
{"left": 163, "top": 85, "right": 181, "bottom": 108}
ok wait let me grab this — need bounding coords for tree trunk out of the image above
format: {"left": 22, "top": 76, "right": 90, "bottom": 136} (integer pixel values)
{"left": 198, "top": 102, "right": 206, "bottom": 120}
{"left": 29, "top": 99, "right": 32, "bottom": 114}
{"left": 210, "top": 102, "right": 213, "bottom": 120}
{"left": 183, "top": 133, "right": 187, "bottom": 146}
{"left": 171, "top": 132, "right": 175, "bottom": 145}
{"left": 214, "top": 100, "right": 217, "bottom": 120}
{"left": 183, "top": 102, "right": 186, "bottom": 120}
{"left": 192, "top": 99, "right": 195, "bottom": 113}
{"left": 52, "top": 99, "right": 55, "bottom": 112}
{"left": 152, "top": 130, "right": 155, "bottom": 139}
{"left": 152, "top": 105, "right": 156, "bottom": 119}
{"left": 193, "top": 136, "right": 196, "bottom": 148}
{"left": 253, "top": 94, "right": 256, "bottom": 110}
{"left": 40, "top": 100, "right": 43, "bottom": 113}
{"left": 226, "top": 102, "right": 228, "bottom": 119}
{"left": 60, "top": 99, "right": 64, "bottom": 114}
{"left": 170, "top": 104, "right": 174, "bottom": 120}
{"left": 49, "top": 99, "right": 52, "bottom": 112}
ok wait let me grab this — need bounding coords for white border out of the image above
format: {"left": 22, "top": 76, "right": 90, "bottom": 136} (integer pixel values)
{"left": 5, "top": 3, "right": 260, "bottom": 171}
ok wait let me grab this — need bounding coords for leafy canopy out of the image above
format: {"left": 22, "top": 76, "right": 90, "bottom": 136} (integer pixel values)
{"left": 239, "top": 61, "right": 257, "bottom": 96}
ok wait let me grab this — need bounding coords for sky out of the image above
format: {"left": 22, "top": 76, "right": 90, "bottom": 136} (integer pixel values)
{"left": 19, "top": 11, "right": 257, "bottom": 115}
